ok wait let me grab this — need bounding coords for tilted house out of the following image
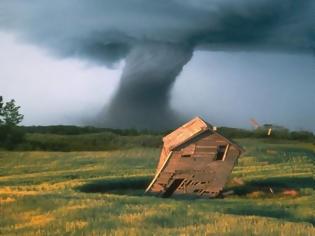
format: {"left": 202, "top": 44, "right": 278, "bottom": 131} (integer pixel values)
{"left": 146, "top": 117, "right": 244, "bottom": 198}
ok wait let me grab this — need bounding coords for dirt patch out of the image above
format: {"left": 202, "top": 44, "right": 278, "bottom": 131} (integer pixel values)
{"left": 282, "top": 189, "right": 299, "bottom": 197}
{"left": 224, "top": 177, "right": 312, "bottom": 198}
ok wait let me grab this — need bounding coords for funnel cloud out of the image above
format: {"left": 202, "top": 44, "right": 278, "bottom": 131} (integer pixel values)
{"left": 102, "top": 43, "right": 192, "bottom": 129}
{"left": 0, "top": 0, "right": 314, "bottom": 129}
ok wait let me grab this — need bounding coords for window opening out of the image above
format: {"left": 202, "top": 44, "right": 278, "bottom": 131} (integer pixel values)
{"left": 216, "top": 145, "right": 227, "bottom": 160}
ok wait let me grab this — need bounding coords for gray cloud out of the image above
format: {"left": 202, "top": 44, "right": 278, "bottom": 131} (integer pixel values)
{"left": 0, "top": 0, "right": 314, "bottom": 129}
{"left": 192, "top": 0, "right": 315, "bottom": 52}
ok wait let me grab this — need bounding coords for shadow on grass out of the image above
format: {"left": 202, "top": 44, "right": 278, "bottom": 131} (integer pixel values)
{"left": 77, "top": 176, "right": 314, "bottom": 225}
{"left": 77, "top": 176, "right": 152, "bottom": 196}
{"left": 78, "top": 176, "right": 208, "bottom": 199}
{"left": 78, "top": 175, "right": 313, "bottom": 196}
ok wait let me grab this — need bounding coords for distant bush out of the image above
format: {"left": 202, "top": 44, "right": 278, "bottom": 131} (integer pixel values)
{"left": 218, "top": 127, "right": 254, "bottom": 139}
{"left": 14, "top": 132, "right": 162, "bottom": 151}
{"left": 0, "top": 126, "right": 25, "bottom": 150}
{"left": 20, "top": 125, "right": 162, "bottom": 136}
{"left": 289, "top": 131, "right": 315, "bottom": 141}
{"left": 218, "top": 126, "right": 314, "bottom": 142}
{"left": 253, "top": 127, "right": 290, "bottom": 139}
{"left": 3, "top": 124, "right": 314, "bottom": 152}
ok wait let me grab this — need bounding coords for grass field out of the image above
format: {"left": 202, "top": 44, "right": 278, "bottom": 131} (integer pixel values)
{"left": 0, "top": 139, "right": 314, "bottom": 235}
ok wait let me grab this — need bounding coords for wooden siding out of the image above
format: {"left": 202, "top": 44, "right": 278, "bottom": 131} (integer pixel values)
{"left": 148, "top": 131, "right": 241, "bottom": 197}
{"left": 146, "top": 117, "right": 243, "bottom": 198}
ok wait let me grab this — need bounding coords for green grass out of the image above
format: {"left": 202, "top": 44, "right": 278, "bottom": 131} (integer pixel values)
{"left": 0, "top": 139, "right": 314, "bottom": 235}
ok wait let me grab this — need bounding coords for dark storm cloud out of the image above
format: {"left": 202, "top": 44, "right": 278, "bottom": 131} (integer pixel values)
{"left": 191, "top": 0, "right": 315, "bottom": 52}
{"left": 1, "top": 0, "right": 314, "bottom": 58}
{"left": 0, "top": 0, "right": 314, "bottom": 129}
{"left": 0, "top": 0, "right": 206, "bottom": 65}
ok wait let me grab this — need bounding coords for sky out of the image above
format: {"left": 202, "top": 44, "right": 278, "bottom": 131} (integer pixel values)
{"left": 0, "top": 0, "right": 314, "bottom": 131}
{"left": 1, "top": 31, "right": 314, "bottom": 131}
{"left": 0, "top": 33, "right": 120, "bottom": 124}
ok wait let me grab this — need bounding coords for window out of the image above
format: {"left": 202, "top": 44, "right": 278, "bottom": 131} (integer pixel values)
{"left": 215, "top": 145, "right": 227, "bottom": 160}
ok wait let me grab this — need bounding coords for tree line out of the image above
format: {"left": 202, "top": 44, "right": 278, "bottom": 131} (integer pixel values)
{"left": 0, "top": 95, "right": 314, "bottom": 151}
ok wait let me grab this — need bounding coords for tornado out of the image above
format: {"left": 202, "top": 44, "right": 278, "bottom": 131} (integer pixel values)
{"left": 102, "top": 43, "right": 193, "bottom": 130}
{"left": 0, "top": 0, "right": 314, "bottom": 129}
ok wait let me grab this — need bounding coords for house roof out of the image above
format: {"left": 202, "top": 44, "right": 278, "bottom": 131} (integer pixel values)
{"left": 163, "top": 117, "right": 244, "bottom": 152}
{"left": 163, "top": 117, "right": 211, "bottom": 150}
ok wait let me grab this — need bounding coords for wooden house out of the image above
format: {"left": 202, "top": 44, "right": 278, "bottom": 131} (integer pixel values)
{"left": 146, "top": 117, "right": 244, "bottom": 198}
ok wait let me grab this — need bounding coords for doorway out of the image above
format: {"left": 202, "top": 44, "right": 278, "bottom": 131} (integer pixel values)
{"left": 162, "top": 179, "right": 184, "bottom": 198}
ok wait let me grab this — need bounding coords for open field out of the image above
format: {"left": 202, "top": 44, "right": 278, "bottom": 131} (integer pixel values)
{"left": 0, "top": 139, "right": 314, "bottom": 235}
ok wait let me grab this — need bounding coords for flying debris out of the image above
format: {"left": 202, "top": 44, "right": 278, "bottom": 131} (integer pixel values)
{"left": 250, "top": 118, "right": 273, "bottom": 136}
{"left": 250, "top": 118, "right": 260, "bottom": 130}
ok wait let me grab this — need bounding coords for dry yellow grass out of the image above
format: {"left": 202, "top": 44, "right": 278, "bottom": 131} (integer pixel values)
{"left": 0, "top": 142, "right": 314, "bottom": 235}
{"left": 0, "top": 187, "right": 39, "bottom": 196}
{"left": 65, "top": 220, "right": 88, "bottom": 231}
{"left": 14, "top": 212, "right": 54, "bottom": 230}
{"left": 0, "top": 196, "right": 16, "bottom": 203}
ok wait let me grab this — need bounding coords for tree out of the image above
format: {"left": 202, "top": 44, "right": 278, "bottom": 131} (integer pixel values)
{"left": 0, "top": 98, "right": 24, "bottom": 126}
{"left": 0, "top": 96, "right": 3, "bottom": 125}
{"left": 0, "top": 96, "right": 25, "bottom": 149}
